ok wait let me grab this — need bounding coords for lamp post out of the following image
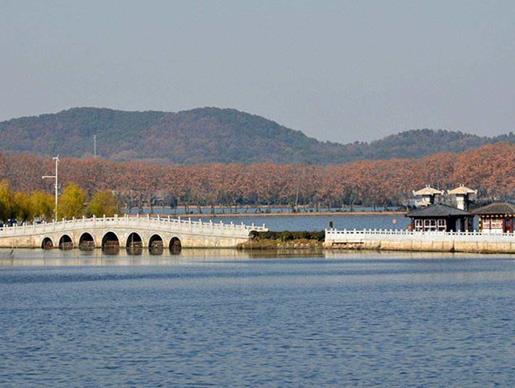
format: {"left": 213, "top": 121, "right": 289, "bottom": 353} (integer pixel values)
{"left": 42, "top": 156, "right": 60, "bottom": 220}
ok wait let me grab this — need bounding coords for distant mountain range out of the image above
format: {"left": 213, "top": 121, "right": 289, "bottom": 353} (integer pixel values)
{"left": 0, "top": 107, "right": 512, "bottom": 164}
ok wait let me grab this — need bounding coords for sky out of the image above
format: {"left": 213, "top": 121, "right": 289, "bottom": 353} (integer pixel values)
{"left": 1, "top": 0, "right": 514, "bottom": 143}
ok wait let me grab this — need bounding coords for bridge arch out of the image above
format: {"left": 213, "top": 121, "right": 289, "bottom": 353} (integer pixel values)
{"left": 79, "top": 232, "right": 95, "bottom": 250}
{"left": 126, "top": 232, "right": 143, "bottom": 248}
{"left": 126, "top": 232, "right": 143, "bottom": 255}
{"left": 169, "top": 237, "right": 181, "bottom": 254}
{"left": 58, "top": 234, "right": 73, "bottom": 250}
{"left": 41, "top": 237, "right": 53, "bottom": 250}
{"left": 102, "top": 231, "right": 120, "bottom": 252}
{"left": 149, "top": 234, "right": 164, "bottom": 255}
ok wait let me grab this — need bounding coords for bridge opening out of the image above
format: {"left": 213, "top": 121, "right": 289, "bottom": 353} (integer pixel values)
{"left": 169, "top": 237, "right": 182, "bottom": 254}
{"left": 126, "top": 232, "right": 143, "bottom": 255}
{"left": 41, "top": 237, "right": 53, "bottom": 250}
{"left": 59, "top": 235, "right": 73, "bottom": 250}
{"left": 102, "top": 232, "right": 120, "bottom": 254}
{"left": 79, "top": 233, "right": 95, "bottom": 250}
{"left": 149, "top": 234, "right": 163, "bottom": 255}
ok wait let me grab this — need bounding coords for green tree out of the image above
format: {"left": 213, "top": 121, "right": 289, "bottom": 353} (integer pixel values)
{"left": 58, "top": 183, "right": 86, "bottom": 219}
{"left": 0, "top": 180, "right": 14, "bottom": 222}
{"left": 13, "top": 192, "right": 32, "bottom": 222}
{"left": 87, "top": 191, "right": 119, "bottom": 217}
{"left": 30, "top": 191, "right": 54, "bottom": 221}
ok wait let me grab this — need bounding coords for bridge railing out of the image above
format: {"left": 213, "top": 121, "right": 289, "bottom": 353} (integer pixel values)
{"left": 325, "top": 228, "right": 514, "bottom": 242}
{"left": 0, "top": 214, "right": 268, "bottom": 237}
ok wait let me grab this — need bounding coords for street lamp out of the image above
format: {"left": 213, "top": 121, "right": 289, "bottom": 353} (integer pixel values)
{"left": 42, "top": 156, "right": 60, "bottom": 220}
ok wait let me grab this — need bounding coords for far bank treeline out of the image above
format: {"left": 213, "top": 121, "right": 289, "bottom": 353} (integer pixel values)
{"left": 0, "top": 143, "right": 513, "bottom": 210}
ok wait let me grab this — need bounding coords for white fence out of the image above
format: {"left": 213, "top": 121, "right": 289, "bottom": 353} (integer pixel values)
{"left": 325, "top": 228, "right": 515, "bottom": 243}
{"left": 0, "top": 214, "right": 268, "bottom": 238}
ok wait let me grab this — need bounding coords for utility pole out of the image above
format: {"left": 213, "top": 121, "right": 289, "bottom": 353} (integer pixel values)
{"left": 42, "top": 156, "right": 60, "bottom": 220}
{"left": 93, "top": 135, "right": 97, "bottom": 158}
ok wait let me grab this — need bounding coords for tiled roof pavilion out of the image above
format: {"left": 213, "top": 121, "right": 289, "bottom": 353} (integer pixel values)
{"left": 407, "top": 204, "right": 470, "bottom": 218}
{"left": 472, "top": 202, "right": 515, "bottom": 215}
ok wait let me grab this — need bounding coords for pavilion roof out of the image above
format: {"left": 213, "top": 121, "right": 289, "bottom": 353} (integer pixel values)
{"left": 407, "top": 204, "right": 470, "bottom": 218}
{"left": 471, "top": 202, "right": 515, "bottom": 215}
{"left": 447, "top": 185, "right": 477, "bottom": 195}
{"left": 412, "top": 186, "right": 444, "bottom": 196}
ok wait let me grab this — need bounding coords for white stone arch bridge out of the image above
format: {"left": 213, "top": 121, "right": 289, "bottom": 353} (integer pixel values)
{"left": 0, "top": 215, "right": 267, "bottom": 250}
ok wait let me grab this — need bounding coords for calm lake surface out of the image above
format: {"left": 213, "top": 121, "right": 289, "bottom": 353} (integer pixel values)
{"left": 192, "top": 213, "right": 408, "bottom": 231}
{"left": 1, "top": 249, "right": 514, "bottom": 386}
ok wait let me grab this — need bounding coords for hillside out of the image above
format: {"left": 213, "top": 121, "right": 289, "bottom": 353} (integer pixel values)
{"left": 0, "top": 107, "right": 512, "bottom": 164}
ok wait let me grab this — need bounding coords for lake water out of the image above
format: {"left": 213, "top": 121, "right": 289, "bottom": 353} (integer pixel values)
{"left": 187, "top": 213, "right": 408, "bottom": 231}
{"left": 1, "top": 249, "right": 514, "bottom": 386}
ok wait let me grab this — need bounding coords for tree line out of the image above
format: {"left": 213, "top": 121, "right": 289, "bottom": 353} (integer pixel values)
{"left": 0, "top": 143, "right": 512, "bottom": 212}
{"left": 0, "top": 181, "right": 119, "bottom": 224}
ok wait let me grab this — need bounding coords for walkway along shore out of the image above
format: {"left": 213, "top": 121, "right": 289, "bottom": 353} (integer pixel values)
{"left": 323, "top": 229, "right": 515, "bottom": 254}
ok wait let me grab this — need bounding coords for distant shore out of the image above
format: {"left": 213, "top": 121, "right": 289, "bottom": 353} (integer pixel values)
{"left": 141, "top": 210, "right": 406, "bottom": 218}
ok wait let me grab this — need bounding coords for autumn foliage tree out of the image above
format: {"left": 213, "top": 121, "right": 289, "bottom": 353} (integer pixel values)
{"left": 13, "top": 192, "right": 32, "bottom": 222}
{"left": 30, "top": 191, "right": 54, "bottom": 221}
{"left": 0, "top": 143, "right": 512, "bottom": 210}
{"left": 87, "top": 191, "right": 119, "bottom": 217}
{"left": 0, "top": 180, "right": 13, "bottom": 222}
{"left": 58, "top": 183, "right": 86, "bottom": 219}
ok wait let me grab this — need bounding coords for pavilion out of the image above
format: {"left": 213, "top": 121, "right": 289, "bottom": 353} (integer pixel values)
{"left": 412, "top": 186, "right": 444, "bottom": 207}
{"left": 472, "top": 202, "right": 514, "bottom": 234}
{"left": 406, "top": 204, "right": 471, "bottom": 232}
{"left": 447, "top": 185, "right": 477, "bottom": 211}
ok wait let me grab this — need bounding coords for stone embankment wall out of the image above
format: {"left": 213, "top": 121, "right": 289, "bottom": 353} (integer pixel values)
{"left": 324, "top": 230, "right": 515, "bottom": 254}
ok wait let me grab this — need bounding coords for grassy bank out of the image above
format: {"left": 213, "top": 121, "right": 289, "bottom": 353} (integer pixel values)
{"left": 238, "top": 231, "right": 324, "bottom": 250}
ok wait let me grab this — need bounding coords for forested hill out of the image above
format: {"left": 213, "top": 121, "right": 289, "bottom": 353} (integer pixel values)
{"left": 0, "top": 107, "right": 512, "bottom": 164}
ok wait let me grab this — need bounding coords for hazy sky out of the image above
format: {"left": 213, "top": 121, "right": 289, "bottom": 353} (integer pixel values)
{"left": 1, "top": 0, "right": 514, "bottom": 142}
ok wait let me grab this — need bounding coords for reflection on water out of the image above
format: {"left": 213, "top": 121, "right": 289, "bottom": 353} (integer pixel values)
{"left": 0, "top": 247, "right": 511, "bottom": 267}
{"left": 0, "top": 248, "right": 250, "bottom": 266}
